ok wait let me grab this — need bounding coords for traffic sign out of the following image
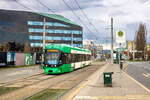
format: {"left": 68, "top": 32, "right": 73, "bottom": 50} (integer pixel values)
{"left": 116, "top": 30, "right": 126, "bottom": 43}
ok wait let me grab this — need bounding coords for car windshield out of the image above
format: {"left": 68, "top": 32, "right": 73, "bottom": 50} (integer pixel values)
{"left": 45, "top": 52, "right": 59, "bottom": 65}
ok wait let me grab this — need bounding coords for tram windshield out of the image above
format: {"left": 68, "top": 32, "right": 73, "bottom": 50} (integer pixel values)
{"left": 45, "top": 50, "right": 60, "bottom": 65}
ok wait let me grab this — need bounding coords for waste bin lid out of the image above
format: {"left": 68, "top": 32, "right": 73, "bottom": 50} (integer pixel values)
{"left": 103, "top": 72, "right": 114, "bottom": 74}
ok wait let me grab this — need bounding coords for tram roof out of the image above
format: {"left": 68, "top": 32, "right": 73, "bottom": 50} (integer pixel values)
{"left": 45, "top": 44, "right": 91, "bottom": 54}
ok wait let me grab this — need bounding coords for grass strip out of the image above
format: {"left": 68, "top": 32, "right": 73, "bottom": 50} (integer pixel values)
{"left": 25, "top": 89, "right": 66, "bottom": 100}
{"left": 95, "top": 60, "right": 105, "bottom": 62}
{"left": 0, "top": 87, "right": 19, "bottom": 95}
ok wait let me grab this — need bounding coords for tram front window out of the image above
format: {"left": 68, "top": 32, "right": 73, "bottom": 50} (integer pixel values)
{"left": 45, "top": 52, "right": 59, "bottom": 65}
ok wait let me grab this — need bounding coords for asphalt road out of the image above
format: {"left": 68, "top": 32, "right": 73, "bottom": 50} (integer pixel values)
{"left": 126, "top": 61, "right": 150, "bottom": 90}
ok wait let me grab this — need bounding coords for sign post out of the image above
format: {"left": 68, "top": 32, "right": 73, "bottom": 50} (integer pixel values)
{"left": 116, "top": 30, "right": 126, "bottom": 81}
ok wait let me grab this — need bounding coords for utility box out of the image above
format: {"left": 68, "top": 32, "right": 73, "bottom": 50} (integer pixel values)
{"left": 103, "top": 72, "right": 113, "bottom": 87}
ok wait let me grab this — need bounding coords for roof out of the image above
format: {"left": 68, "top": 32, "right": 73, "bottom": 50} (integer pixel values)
{"left": 45, "top": 44, "right": 91, "bottom": 54}
{"left": 35, "top": 12, "right": 78, "bottom": 26}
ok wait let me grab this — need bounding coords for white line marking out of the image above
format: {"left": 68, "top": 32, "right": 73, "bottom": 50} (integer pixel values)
{"left": 142, "top": 73, "right": 150, "bottom": 78}
{"left": 74, "top": 96, "right": 98, "bottom": 100}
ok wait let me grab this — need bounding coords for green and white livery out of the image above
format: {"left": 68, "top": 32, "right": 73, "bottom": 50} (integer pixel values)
{"left": 43, "top": 44, "right": 91, "bottom": 74}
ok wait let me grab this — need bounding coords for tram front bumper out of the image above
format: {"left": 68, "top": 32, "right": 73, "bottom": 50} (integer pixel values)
{"left": 44, "top": 67, "right": 61, "bottom": 74}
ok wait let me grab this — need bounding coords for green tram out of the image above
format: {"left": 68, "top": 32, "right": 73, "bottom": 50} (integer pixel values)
{"left": 42, "top": 44, "right": 92, "bottom": 74}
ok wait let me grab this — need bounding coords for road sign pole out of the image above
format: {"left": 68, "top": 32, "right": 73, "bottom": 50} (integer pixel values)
{"left": 119, "top": 43, "right": 122, "bottom": 80}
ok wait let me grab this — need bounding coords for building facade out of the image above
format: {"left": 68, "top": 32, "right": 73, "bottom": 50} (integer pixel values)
{"left": 83, "top": 39, "right": 103, "bottom": 59}
{"left": 0, "top": 9, "right": 83, "bottom": 53}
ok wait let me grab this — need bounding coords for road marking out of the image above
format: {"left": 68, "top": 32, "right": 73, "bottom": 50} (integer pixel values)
{"left": 73, "top": 95, "right": 150, "bottom": 100}
{"left": 123, "top": 64, "right": 129, "bottom": 71}
{"left": 96, "top": 95, "right": 150, "bottom": 100}
{"left": 142, "top": 73, "right": 150, "bottom": 78}
{"left": 65, "top": 64, "right": 108, "bottom": 100}
{"left": 74, "top": 96, "right": 98, "bottom": 100}
{"left": 124, "top": 71, "right": 150, "bottom": 94}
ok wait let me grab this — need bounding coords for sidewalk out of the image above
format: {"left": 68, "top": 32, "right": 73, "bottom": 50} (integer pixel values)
{"left": 61, "top": 63, "right": 150, "bottom": 100}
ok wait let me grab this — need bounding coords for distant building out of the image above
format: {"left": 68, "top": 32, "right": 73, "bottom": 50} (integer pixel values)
{"left": 126, "top": 41, "right": 136, "bottom": 52}
{"left": 83, "top": 39, "right": 103, "bottom": 59}
{"left": 146, "top": 44, "right": 150, "bottom": 52}
{"left": 83, "top": 39, "right": 94, "bottom": 50}
{"left": 0, "top": 9, "right": 83, "bottom": 52}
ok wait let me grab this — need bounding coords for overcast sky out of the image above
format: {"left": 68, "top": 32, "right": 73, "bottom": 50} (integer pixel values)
{"left": 0, "top": 0, "right": 150, "bottom": 49}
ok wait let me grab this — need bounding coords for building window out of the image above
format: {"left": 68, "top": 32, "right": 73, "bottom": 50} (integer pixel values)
{"left": 63, "top": 37, "right": 71, "bottom": 41}
{"left": 29, "top": 36, "right": 43, "bottom": 40}
{"left": 46, "top": 22, "right": 53, "bottom": 26}
{"left": 28, "top": 28, "right": 43, "bottom": 33}
{"left": 79, "top": 44, "right": 83, "bottom": 47}
{"left": 30, "top": 43, "right": 43, "bottom": 47}
{"left": 46, "top": 29, "right": 54, "bottom": 33}
{"left": 53, "top": 37, "right": 62, "bottom": 40}
{"left": 46, "top": 36, "right": 52, "bottom": 40}
{"left": 73, "top": 37, "right": 82, "bottom": 41}
{"left": 28, "top": 28, "right": 82, "bottom": 35}
{"left": 72, "top": 44, "right": 83, "bottom": 47}
{"left": 27, "top": 21, "right": 70, "bottom": 27}
{"left": 53, "top": 22, "right": 69, "bottom": 27}
{"left": 55, "top": 30, "right": 64, "bottom": 34}
{"left": 72, "top": 30, "right": 82, "bottom": 34}
{"left": 28, "top": 21, "right": 43, "bottom": 26}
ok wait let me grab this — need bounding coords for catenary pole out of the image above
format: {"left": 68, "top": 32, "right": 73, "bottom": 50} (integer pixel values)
{"left": 42, "top": 17, "right": 46, "bottom": 62}
{"left": 43, "top": 17, "right": 46, "bottom": 50}
{"left": 111, "top": 18, "right": 114, "bottom": 64}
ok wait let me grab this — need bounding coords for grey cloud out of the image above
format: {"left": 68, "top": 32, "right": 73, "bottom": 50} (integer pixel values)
{"left": 55, "top": 0, "right": 104, "bottom": 12}
{"left": 109, "top": 11, "right": 129, "bottom": 17}
{"left": 137, "top": 0, "right": 149, "bottom": 3}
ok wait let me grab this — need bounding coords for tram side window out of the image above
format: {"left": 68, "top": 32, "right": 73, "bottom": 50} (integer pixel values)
{"left": 76, "top": 54, "right": 79, "bottom": 62}
{"left": 87, "top": 55, "right": 90, "bottom": 61}
{"left": 84, "top": 55, "right": 86, "bottom": 61}
{"left": 61, "top": 53, "right": 70, "bottom": 64}
{"left": 82, "top": 55, "right": 84, "bottom": 61}
{"left": 70, "top": 54, "right": 91, "bottom": 63}
{"left": 89, "top": 55, "right": 91, "bottom": 60}
{"left": 71, "top": 54, "right": 75, "bottom": 63}
{"left": 80, "top": 54, "right": 83, "bottom": 62}
{"left": 77, "top": 54, "right": 80, "bottom": 62}
{"left": 78, "top": 54, "right": 82, "bottom": 62}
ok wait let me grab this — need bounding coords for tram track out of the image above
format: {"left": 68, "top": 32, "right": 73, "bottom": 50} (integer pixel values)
{"left": 0, "top": 73, "right": 56, "bottom": 87}
{"left": 25, "top": 62, "right": 105, "bottom": 100}
{"left": 0, "top": 62, "right": 105, "bottom": 100}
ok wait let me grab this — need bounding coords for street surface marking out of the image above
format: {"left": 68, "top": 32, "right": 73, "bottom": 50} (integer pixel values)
{"left": 65, "top": 64, "right": 108, "bottom": 100}
{"left": 124, "top": 71, "right": 150, "bottom": 94}
{"left": 73, "top": 95, "right": 150, "bottom": 100}
{"left": 142, "top": 73, "right": 150, "bottom": 78}
{"left": 74, "top": 96, "right": 98, "bottom": 100}
{"left": 123, "top": 64, "right": 129, "bottom": 71}
{"left": 96, "top": 95, "right": 150, "bottom": 100}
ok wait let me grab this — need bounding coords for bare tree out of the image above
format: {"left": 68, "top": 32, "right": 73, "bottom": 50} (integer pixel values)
{"left": 135, "top": 23, "right": 147, "bottom": 60}
{"left": 3, "top": 43, "right": 10, "bottom": 52}
{"left": 24, "top": 42, "right": 31, "bottom": 52}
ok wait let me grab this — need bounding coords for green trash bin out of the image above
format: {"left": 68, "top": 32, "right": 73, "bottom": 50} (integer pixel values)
{"left": 103, "top": 72, "right": 113, "bottom": 87}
